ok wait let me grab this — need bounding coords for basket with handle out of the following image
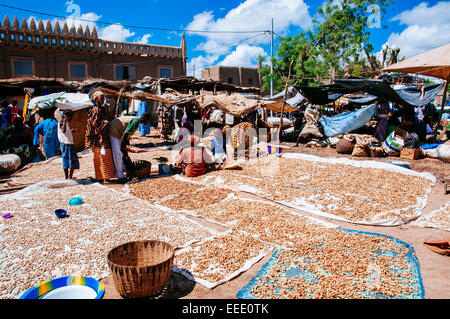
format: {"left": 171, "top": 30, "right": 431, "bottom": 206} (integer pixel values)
{"left": 107, "top": 240, "right": 174, "bottom": 298}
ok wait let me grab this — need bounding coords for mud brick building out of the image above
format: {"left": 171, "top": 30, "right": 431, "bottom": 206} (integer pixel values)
{"left": 0, "top": 15, "right": 187, "bottom": 81}
{"left": 201, "top": 65, "right": 262, "bottom": 88}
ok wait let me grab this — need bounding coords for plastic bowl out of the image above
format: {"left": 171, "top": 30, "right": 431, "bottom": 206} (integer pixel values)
{"left": 20, "top": 275, "right": 104, "bottom": 299}
{"left": 68, "top": 197, "right": 84, "bottom": 206}
{"left": 69, "top": 197, "right": 84, "bottom": 206}
{"left": 54, "top": 209, "right": 68, "bottom": 218}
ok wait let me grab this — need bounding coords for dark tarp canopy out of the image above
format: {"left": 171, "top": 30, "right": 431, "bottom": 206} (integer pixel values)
{"left": 347, "top": 94, "right": 378, "bottom": 105}
{"left": 332, "top": 79, "right": 444, "bottom": 108}
{"left": 295, "top": 86, "right": 343, "bottom": 105}
{"left": 296, "top": 79, "right": 444, "bottom": 108}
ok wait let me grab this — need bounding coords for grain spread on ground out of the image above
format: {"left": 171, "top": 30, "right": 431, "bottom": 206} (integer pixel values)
{"left": 190, "top": 156, "right": 433, "bottom": 224}
{"left": 0, "top": 182, "right": 212, "bottom": 299}
{"left": 195, "top": 197, "right": 335, "bottom": 249}
{"left": 248, "top": 229, "right": 421, "bottom": 299}
{"left": 412, "top": 202, "right": 450, "bottom": 231}
{"left": 128, "top": 176, "right": 205, "bottom": 202}
{"left": 174, "top": 231, "right": 272, "bottom": 286}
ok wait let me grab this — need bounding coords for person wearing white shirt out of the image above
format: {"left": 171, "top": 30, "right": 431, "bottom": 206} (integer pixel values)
{"left": 55, "top": 109, "right": 80, "bottom": 179}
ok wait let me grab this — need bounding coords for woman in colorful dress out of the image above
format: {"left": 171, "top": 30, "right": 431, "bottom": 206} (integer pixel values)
{"left": 85, "top": 89, "right": 116, "bottom": 183}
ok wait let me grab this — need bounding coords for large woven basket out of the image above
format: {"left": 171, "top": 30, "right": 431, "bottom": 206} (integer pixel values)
{"left": 107, "top": 240, "right": 174, "bottom": 298}
{"left": 126, "top": 160, "right": 151, "bottom": 179}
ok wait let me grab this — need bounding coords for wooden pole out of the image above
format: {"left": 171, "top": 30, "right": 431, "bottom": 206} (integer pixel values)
{"left": 115, "top": 88, "right": 124, "bottom": 117}
{"left": 437, "top": 80, "right": 448, "bottom": 126}
{"left": 278, "top": 59, "right": 294, "bottom": 142}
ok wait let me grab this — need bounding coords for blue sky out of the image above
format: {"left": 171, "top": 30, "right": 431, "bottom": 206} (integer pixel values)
{"left": 1, "top": 0, "right": 449, "bottom": 78}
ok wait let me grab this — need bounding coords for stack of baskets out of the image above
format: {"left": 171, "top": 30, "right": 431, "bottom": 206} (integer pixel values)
{"left": 107, "top": 240, "right": 174, "bottom": 298}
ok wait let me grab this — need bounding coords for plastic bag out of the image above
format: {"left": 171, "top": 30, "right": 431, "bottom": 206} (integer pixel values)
{"left": 383, "top": 130, "right": 405, "bottom": 156}
{"left": 422, "top": 144, "right": 450, "bottom": 163}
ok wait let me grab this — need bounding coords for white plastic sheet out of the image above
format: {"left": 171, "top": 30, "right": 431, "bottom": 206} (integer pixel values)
{"left": 28, "top": 92, "right": 93, "bottom": 111}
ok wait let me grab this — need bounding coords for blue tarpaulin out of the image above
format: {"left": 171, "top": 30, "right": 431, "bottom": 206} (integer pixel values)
{"left": 319, "top": 104, "right": 377, "bottom": 137}
{"left": 237, "top": 229, "right": 425, "bottom": 300}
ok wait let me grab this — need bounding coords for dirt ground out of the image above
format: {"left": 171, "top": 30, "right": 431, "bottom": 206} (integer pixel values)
{"left": 99, "top": 133, "right": 450, "bottom": 300}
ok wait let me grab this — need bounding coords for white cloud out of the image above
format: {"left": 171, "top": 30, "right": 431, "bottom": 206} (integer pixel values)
{"left": 188, "top": 54, "right": 220, "bottom": 79}
{"left": 380, "top": 2, "right": 450, "bottom": 59}
{"left": 186, "top": 0, "right": 312, "bottom": 77}
{"left": 137, "top": 33, "right": 153, "bottom": 44}
{"left": 219, "top": 44, "right": 265, "bottom": 67}
{"left": 187, "top": 0, "right": 312, "bottom": 51}
{"left": 391, "top": 1, "right": 450, "bottom": 26}
{"left": 98, "top": 24, "right": 136, "bottom": 42}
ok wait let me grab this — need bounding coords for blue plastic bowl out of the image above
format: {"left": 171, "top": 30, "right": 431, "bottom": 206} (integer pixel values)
{"left": 68, "top": 197, "right": 84, "bottom": 206}
{"left": 54, "top": 209, "right": 68, "bottom": 219}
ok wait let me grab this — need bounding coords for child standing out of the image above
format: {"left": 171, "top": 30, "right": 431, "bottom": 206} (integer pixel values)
{"left": 55, "top": 109, "right": 79, "bottom": 179}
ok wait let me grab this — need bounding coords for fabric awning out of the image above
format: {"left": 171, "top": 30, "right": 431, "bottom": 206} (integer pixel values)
{"left": 383, "top": 43, "right": 450, "bottom": 80}
{"left": 263, "top": 92, "right": 305, "bottom": 113}
{"left": 197, "top": 93, "right": 262, "bottom": 117}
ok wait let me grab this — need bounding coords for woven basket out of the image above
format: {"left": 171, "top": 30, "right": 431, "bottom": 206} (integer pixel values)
{"left": 107, "top": 240, "right": 174, "bottom": 298}
{"left": 336, "top": 138, "right": 355, "bottom": 154}
{"left": 127, "top": 160, "right": 151, "bottom": 179}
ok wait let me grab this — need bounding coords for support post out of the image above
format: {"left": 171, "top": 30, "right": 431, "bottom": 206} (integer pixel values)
{"left": 270, "top": 18, "right": 274, "bottom": 98}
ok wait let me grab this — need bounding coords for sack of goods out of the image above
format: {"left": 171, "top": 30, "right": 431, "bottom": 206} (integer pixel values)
{"left": 404, "top": 133, "right": 420, "bottom": 149}
{"left": 0, "top": 154, "right": 21, "bottom": 175}
{"left": 422, "top": 143, "right": 450, "bottom": 163}
{"left": 383, "top": 129, "right": 407, "bottom": 156}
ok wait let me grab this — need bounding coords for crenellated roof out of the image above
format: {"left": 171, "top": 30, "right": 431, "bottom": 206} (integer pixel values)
{"left": 0, "top": 15, "right": 184, "bottom": 59}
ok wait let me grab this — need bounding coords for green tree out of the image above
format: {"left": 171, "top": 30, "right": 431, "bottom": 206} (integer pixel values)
{"left": 260, "top": 0, "right": 393, "bottom": 93}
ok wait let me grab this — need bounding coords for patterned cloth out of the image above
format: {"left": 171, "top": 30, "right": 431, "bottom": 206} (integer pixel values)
{"left": 85, "top": 105, "right": 111, "bottom": 149}
{"left": 157, "top": 104, "right": 171, "bottom": 138}
{"left": 91, "top": 145, "right": 116, "bottom": 180}
{"left": 85, "top": 92, "right": 115, "bottom": 180}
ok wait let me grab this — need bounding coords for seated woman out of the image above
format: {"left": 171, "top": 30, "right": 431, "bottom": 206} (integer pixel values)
{"left": 175, "top": 135, "right": 214, "bottom": 177}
